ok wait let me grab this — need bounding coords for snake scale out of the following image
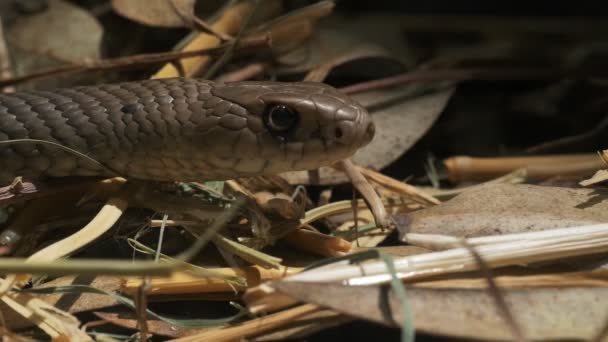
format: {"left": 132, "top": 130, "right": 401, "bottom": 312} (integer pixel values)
{"left": 0, "top": 78, "right": 374, "bottom": 183}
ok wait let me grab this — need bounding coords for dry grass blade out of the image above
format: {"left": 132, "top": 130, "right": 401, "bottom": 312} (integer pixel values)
{"left": 23, "top": 196, "right": 127, "bottom": 261}
{"left": 122, "top": 266, "right": 300, "bottom": 295}
{"left": 338, "top": 159, "right": 389, "bottom": 228}
{"left": 0, "top": 36, "right": 268, "bottom": 88}
{"left": 0, "top": 194, "right": 128, "bottom": 297}
{"left": 413, "top": 271, "right": 608, "bottom": 289}
{"left": 302, "top": 198, "right": 408, "bottom": 226}
{"left": 444, "top": 154, "right": 603, "bottom": 182}
{"left": 424, "top": 168, "right": 527, "bottom": 201}
{"left": 170, "top": 304, "right": 321, "bottom": 342}
{"left": 283, "top": 228, "right": 352, "bottom": 257}
{"left": 0, "top": 260, "right": 177, "bottom": 276}
{"left": 287, "top": 223, "right": 608, "bottom": 285}
{"left": 352, "top": 164, "right": 440, "bottom": 205}
{"left": 152, "top": 1, "right": 280, "bottom": 79}
{"left": 209, "top": 233, "right": 283, "bottom": 269}
{"left": 461, "top": 240, "right": 526, "bottom": 342}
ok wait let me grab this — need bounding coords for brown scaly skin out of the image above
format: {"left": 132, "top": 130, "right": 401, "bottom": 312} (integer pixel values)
{"left": 0, "top": 78, "right": 375, "bottom": 182}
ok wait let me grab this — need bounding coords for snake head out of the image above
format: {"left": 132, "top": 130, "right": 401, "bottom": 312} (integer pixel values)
{"left": 208, "top": 81, "right": 375, "bottom": 176}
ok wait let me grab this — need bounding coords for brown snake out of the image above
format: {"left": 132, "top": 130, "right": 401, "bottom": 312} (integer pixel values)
{"left": 0, "top": 78, "right": 374, "bottom": 182}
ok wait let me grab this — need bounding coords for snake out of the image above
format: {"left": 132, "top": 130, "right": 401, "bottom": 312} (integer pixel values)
{"left": 0, "top": 78, "right": 375, "bottom": 183}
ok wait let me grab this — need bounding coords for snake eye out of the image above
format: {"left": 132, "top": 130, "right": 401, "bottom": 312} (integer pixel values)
{"left": 264, "top": 105, "right": 299, "bottom": 134}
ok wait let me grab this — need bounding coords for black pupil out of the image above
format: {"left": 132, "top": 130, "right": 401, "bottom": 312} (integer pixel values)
{"left": 269, "top": 105, "right": 296, "bottom": 130}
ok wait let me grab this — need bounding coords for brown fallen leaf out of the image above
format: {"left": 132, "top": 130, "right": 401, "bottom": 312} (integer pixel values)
{"left": 271, "top": 281, "right": 608, "bottom": 341}
{"left": 277, "top": 13, "right": 417, "bottom": 73}
{"left": 121, "top": 266, "right": 300, "bottom": 296}
{"left": 399, "top": 183, "right": 608, "bottom": 239}
{"left": 250, "top": 0, "right": 335, "bottom": 54}
{"left": 8, "top": 0, "right": 103, "bottom": 89}
{"left": 111, "top": 0, "right": 195, "bottom": 28}
{"left": 412, "top": 269, "right": 608, "bottom": 289}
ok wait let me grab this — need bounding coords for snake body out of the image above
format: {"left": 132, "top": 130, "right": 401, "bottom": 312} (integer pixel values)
{"left": 0, "top": 78, "right": 374, "bottom": 182}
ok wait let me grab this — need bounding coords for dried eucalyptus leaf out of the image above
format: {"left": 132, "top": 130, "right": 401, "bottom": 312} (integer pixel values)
{"left": 352, "top": 87, "right": 454, "bottom": 168}
{"left": 9, "top": 0, "right": 102, "bottom": 63}
{"left": 8, "top": 0, "right": 102, "bottom": 89}
{"left": 273, "top": 281, "right": 608, "bottom": 341}
{"left": 399, "top": 183, "right": 608, "bottom": 239}
{"left": 111, "top": 0, "right": 195, "bottom": 28}
{"left": 278, "top": 13, "right": 418, "bottom": 73}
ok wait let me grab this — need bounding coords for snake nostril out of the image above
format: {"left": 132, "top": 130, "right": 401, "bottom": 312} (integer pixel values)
{"left": 334, "top": 127, "right": 343, "bottom": 139}
{"left": 367, "top": 122, "right": 375, "bottom": 138}
{"left": 362, "top": 122, "right": 375, "bottom": 145}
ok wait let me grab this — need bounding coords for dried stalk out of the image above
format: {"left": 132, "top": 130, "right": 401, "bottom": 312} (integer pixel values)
{"left": 287, "top": 223, "right": 608, "bottom": 285}
{"left": 444, "top": 154, "right": 603, "bottom": 182}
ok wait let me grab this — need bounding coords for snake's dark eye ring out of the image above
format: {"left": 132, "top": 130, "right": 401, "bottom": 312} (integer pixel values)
{"left": 264, "top": 105, "right": 299, "bottom": 134}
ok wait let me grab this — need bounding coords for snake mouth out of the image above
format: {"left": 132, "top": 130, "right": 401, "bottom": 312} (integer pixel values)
{"left": 363, "top": 120, "right": 375, "bottom": 146}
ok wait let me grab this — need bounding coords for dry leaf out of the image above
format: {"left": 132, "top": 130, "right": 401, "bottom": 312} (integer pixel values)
{"left": 352, "top": 88, "right": 454, "bottom": 169}
{"left": 272, "top": 281, "right": 608, "bottom": 341}
{"left": 250, "top": 0, "right": 334, "bottom": 53}
{"left": 580, "top": 169, "right": 608, "bottom": 186}
{"left": 9, "top": 0, "right": 102, "bottom": 62}
{"left": 8, "top": 0, "right": 102, "bottom": 89}
{"left": 399, "top": 183, "right": 608, "bottom": 239}
{"left": 277, "top": 13, "right": 417, "bottom": 72}
{"left": 111, "top": 0, "right": 195, "bottom": 28}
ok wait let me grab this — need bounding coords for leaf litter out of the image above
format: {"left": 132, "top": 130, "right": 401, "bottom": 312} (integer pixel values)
{"left": 1, "top": 1, "right": 608, "bottom": 341}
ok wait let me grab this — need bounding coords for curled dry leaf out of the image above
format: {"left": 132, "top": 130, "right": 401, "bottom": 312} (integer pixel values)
{"left": 399, "top": 183, "right": 608, "bottom": 238}
{"left": 272, "top": 281, "right": 608, "bottom": 341}
{"left": 111, "top": 0, "right": 195, "bottom": 28}
{"left": 232, "top": 176, "right": 307, "bottom": 220}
